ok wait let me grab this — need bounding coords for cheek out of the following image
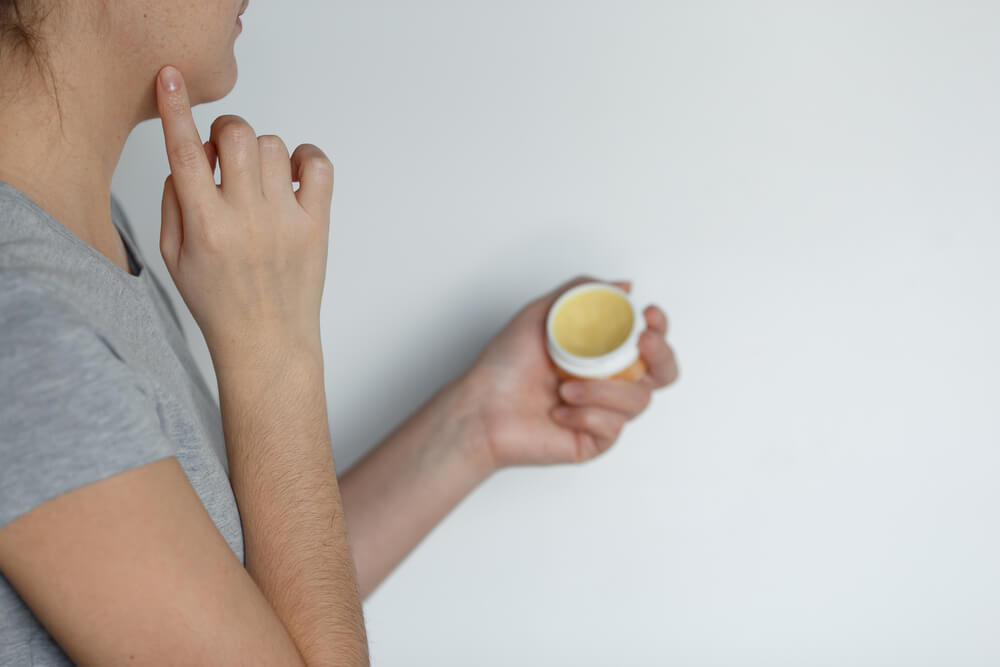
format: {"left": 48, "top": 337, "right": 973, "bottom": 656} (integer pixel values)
{"left": 123, "top": 4, "right": 239, "bottom": 102}
{"left": 162, "top": 16, "right": 241, "bottom": 104}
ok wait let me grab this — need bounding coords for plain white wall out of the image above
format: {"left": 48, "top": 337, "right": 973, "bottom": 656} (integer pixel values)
{"left": 112, "top": 2, "right": 1000, "bottom": 664}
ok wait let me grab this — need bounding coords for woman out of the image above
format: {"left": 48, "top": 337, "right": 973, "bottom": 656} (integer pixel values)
{"left": 0, "top": 1, "right": 678, "bottom": 664}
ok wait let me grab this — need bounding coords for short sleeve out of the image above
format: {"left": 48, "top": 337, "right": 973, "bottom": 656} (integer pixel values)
{"left": 0, "top": 289, "right": 176, "bottom": 530}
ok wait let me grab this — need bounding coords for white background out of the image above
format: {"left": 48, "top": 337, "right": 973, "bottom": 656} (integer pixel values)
{"left": 113, "top": 2, "right": 1000, "bottom": 665}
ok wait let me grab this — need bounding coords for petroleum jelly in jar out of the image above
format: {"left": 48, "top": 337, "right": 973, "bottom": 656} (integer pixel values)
{"left": 545, "top": 282, "right": 647, "bottom": 381}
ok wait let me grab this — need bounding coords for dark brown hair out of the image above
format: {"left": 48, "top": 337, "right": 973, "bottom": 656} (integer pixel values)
{"left": 1, "top": 0, "right": 42, "bottom": 59}
{"left": 1, "top": 0, "right": 64, "bottom": 121}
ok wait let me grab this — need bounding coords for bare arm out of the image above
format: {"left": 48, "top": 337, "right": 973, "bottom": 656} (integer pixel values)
{"left": 217, "top": 338, "right": 368, "bottom": 662}
{"left": 161, "top": 64, "right": 370, "bottom": 662}
{"left": 339, "top": 369, "right": 495, "bottom": 599}
{"left": 339, "top": 276, "right": 679, "bottom": 600}
{"left": 1, "top": 61, "right": 368, "bottom": 664}
{"left": 0, "top": 458, "right": 317, "bottom": 665}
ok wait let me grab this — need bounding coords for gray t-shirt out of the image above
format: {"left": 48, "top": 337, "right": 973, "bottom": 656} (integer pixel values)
{"left": 0, "top": 181, "right": 245, "bottom": 664}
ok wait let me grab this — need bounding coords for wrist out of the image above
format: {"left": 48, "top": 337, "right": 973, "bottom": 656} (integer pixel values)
{"left": 436, "top": 368, "right": 498, "bottom": 482}
{"left": 210, "top": 330, "right": 324, "bottom": 388}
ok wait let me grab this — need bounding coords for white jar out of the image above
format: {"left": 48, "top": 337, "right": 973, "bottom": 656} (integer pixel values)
{"left": 545, "top": 281, "right": 647, "bottom": 381}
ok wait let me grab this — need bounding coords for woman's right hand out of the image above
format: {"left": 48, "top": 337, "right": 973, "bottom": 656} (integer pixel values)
{"left": 154, "top": 65, "right": 333, "bottom": 369}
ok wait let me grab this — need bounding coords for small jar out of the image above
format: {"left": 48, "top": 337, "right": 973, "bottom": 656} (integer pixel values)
{"left": 546, "top": 281, "right": 647, "bottom": 382}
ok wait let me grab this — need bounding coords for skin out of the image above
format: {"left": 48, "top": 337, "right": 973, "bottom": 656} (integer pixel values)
{"left": 0, "top": 0, "right": 680, "bottom": 661}
{"left": 0, "top": 0, "right": 243, "bottom": 273}
{"left": 340, "top": 275, "right": 678, "bottom": 597}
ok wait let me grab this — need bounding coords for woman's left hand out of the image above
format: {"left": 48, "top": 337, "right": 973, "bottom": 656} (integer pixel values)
{"left": 464, "top": 275, "right": 679, "bottom": 469}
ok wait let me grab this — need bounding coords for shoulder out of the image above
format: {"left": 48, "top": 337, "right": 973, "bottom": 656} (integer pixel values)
{"left": 0, "top": 278, "right": 176, "bottom": 530}
{"left": 0, "top": 276, "right": 153, "bottom": 421}
{"left": 0, "top": 276, "right": 108, "bottom": 364}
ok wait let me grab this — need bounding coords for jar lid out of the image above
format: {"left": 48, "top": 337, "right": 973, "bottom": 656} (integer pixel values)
{"left": 545, "top": 282, "right": 642, "bottom": 379}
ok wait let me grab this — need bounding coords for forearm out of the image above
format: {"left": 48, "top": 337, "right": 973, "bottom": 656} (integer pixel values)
{"left": 339, "top": 370, "right": 496, "bottom": 599}
{"left": 216, "top": 339, "right": 368, "bottom": 665}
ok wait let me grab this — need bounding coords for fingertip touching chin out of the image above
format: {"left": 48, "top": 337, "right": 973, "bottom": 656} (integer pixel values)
{"left": 138, "top": 61, "right": 238, "bottom": 124}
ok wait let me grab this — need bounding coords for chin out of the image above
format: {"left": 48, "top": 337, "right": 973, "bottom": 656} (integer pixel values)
{"left": 190, "top": 58, "right": 240, "bottom": 106}
{"left": 138, "top": 56, "right": 238, "bottom": 124}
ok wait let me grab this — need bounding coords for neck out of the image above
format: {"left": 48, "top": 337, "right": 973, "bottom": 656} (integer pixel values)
{"left": 0, "top": 57, "right": 149, "bottom": 268}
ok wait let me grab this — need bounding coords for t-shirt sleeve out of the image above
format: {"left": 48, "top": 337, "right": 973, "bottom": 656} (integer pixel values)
{"left": 0, "top": 290, "right": 176, "bottom": 530}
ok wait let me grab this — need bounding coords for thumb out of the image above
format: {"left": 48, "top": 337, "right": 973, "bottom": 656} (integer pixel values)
{"left": 159, "top": 174, "right": 182, "bottom": 269}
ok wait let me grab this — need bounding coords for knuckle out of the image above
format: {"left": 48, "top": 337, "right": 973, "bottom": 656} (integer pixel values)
{"left": 303, "top": 154, "right": 334, "bottom": 179}
{"left": 295, "top": 142, "right": 325, "bottom": 157}
{"left": 211, "top": 114, "right": 249, "bottom": 133}
{"left": 195, "top": 219, "right": 225, "bottom": 251}
{"left": 580, "top": 409, "right": 603, "bottom": 432}
{"left": 258, "top": 134, "right": 289, "bottom": 156}
{"left": 219, "top": 122, "right": 255, "bottom": 147}
{"left": 294, "top": 143, "right": 332, "bottom": 169}
{"left": 170, "top": 141, "right": 206, "bottom": 170}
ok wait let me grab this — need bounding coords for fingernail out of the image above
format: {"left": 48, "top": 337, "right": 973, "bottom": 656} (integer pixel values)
{"left": 160, "top": 66, "right": 182, "bottom": 92}
{"left": 560, "top": 382, "right": 584, "bottom": 401}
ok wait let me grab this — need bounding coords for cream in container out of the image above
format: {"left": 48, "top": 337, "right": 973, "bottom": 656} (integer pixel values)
{"left": 546, "top": 281, "right": 647, "bottom": 381}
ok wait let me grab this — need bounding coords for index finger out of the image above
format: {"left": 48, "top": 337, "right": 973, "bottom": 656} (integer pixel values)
{"left": 156, "top": 66, "right": 216, "bottom": 208}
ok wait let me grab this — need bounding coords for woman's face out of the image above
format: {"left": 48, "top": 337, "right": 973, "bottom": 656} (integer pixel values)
{"left": 73, "top": 0, "right": 247, "bottom": 114}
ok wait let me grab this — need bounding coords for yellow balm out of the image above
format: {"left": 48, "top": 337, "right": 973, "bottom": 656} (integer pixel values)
{"left": 546, "top": 282, "right": 647, "bottom": 381}
{"left": 551, "top": 289, "right": 634, "bottom": 357}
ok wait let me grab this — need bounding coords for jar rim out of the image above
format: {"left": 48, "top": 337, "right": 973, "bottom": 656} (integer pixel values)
{"left": 545, "top": 281, "right": 642, "bottom": 378}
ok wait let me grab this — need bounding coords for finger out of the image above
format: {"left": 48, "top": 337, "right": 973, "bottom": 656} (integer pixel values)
{"left": 644, "top": 305, "right": 668, "bottom": 336}
{"left": 558, "top": 379, "right": 651, "bottom": 418}
{"left": 159, "top": 175, "right": 182, "bottom": 267}
{"left": 203, "top": 140, "right": 218, "bottom": 178}
{"left": 575, "top": 431, "right": 600, "bottom": 464}
{"left": 550, "top": 405, "right": 626, "bottom": 459}
{"left": 155, "top": 66, "right": 215, "bottom": 213}
{"left": 257, "top": 135, "right": 292, "bottom": 201}
{"left": 290, "top": 144, "right": 334, "bottom": 221}
{"left": 639, "top": 330, "right": 679, "bottom": 388}
{"left": 209, "top": 114, "right": 262, "bottom": 202}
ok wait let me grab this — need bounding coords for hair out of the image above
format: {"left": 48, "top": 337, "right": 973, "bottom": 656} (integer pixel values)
{"left": 1, "top": 0, "right": 43, "bottom": 61}
{"left": 1, "top": 0, "right": 64, "bottom": 123}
